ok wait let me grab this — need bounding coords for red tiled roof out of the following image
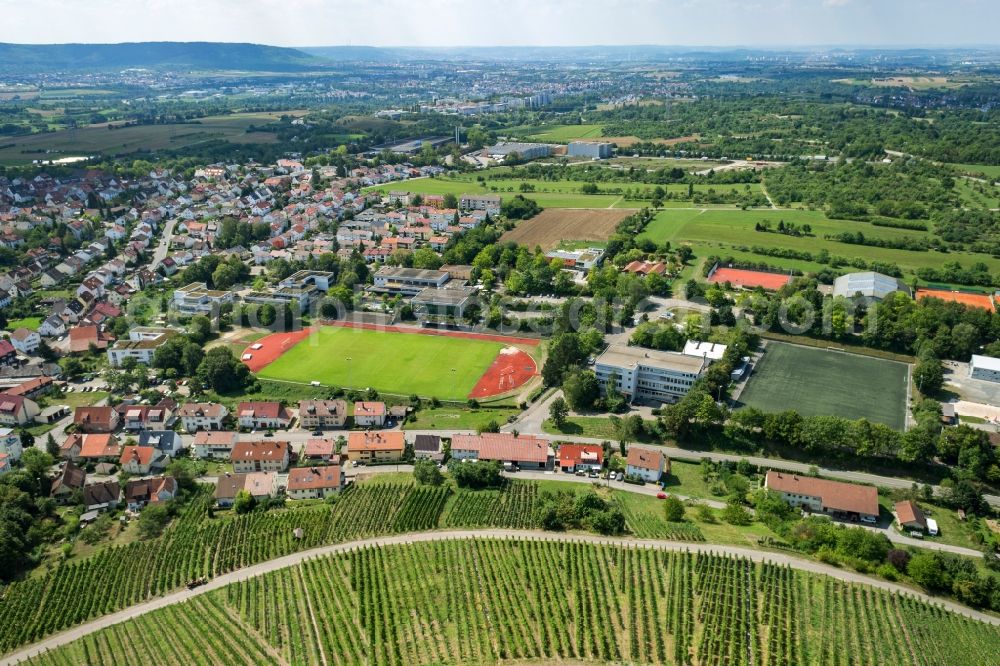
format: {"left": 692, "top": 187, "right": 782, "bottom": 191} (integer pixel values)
{"left": 559, "top": 444, "right": 604, "bottom": 468}
{"left": 304, "top": 438, "right": 337, "bottom": 457}
{"left": 79, "top": 434, "right": 121, "bottom": 459}
{"left": 354, "top": 401, "right": 386, "bottom": 417}
{"left": 237, "top": 401, "right": 288, "bottom": 420}
{"left": 451, "top": 433, "right": 550, "bottom": 464}
{"left": 765, "top": 471, "right": 879, "bottom": 516}
{"left": 626, "top": 447, "right": 665, "bottom": 472}
{"left": 230, "top": 440, "right": 289, "bottom": 462}
{"left": 120, "top": 445, "right": 157, "bottom": 466}
{"left": 287, "top": 466, "right": 341, "bottom": 491}
{"left": 347, "top": 430, "right": 404, "bottom": 452}
{"left": 895, "top": 500, "right": 927, "bottom": 528}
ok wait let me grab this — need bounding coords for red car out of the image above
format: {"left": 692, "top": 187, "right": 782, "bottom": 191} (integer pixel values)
{"left": 656, "top": 492, "right": 668, "bottom": 499}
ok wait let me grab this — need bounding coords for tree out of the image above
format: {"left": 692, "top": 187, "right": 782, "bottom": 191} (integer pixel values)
{"left": 196, "top": 347, "right": 253, "bottom": 393}
{"left": 448, "top": 460, "right": 502, "bottom": 489}
{"left": 412, "top": 248, "right": 443, "bottom": 270}
{"left": 722, "top": 497, "right": 752, "bottom": 525}
{"left": 45, "top": 433, "right": 59, "bottom": 457}
{"left": 233, "top": 489, "right": 255, "bottom": 514}
{"left": 913, "top": 353, "right": 944, "bottom": 395}
{"left": 187, "top": 315, "right": 212, "bottom": 344}
{"left": 442, "top": 193, "right": 458, "bottom": 209}
{"left": 413, "top": 459, "right": 444, "bottom": 486}
{"left": 60, "top": 356, "right": 85, "bottom": 379}
{"left": 562, "top": 370, "right": 600, "bottom": 411}
{"left": 137, "top": 503, "right": 171, "bottom": 539}
{"left": 908, "top": 552, "right": 949, "bottom": 591}
{"left": 548, "top": 397, "right": 569, "bottom": 428}
{"left": 663, "top": 495, "right": 685, "bottom": 522}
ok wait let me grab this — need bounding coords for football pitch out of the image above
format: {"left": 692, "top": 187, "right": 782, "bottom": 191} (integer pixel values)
{"left": 737, "top": 342, "right": 908, "bottom": 430}
{"left": 257, "top": 326, "right": 504, "bottom": 400}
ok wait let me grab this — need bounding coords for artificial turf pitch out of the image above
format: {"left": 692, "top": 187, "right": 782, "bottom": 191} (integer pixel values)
{"left": 737, "top": 341, "right": 908, "bottom": 430}
{"left": 257, "top": 326, "right": 504, "bottom": 400}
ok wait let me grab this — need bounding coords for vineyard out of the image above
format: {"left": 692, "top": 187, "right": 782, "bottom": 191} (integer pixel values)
{"left": 20, "top": 539, "right": 1000, "bottom": 666}
{"left": 0, "top": 483, "right": 448, "bottom": 655}
{"left": 443, "top": 480, "right": 540, "bottom": 529}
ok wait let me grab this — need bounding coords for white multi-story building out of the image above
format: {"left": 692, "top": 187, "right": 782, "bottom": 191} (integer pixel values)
{"left": 173, "top": 282, "right": 235, "bottom": 315}
{"left": 970, "top": 354, "right": 1000, "bottom": 383}
{"left": 106, "top": 327, "right": 177, "bottom": 367}
{"left": 567, "top": 141, "right": 614, "bottom": 159}
{"left": 594, "top": 344, "right": 707, "bottom": 404}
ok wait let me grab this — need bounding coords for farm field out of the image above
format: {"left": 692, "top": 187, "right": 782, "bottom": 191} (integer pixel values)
{"left": 256, "top": 326, "right": 509, "bottom": 400}
{"left": 639, "top": 207, "right": 1000, "bottom": 278}
{"left": 738, "top": 341, "right": 909, "bottom": 430}
{"left": 0, "top": 112, "right": 293, "bottom": 165}
{"left": 500, "top": 208, "right": 634, "bottom": 250}
{"left": 20, "top": 539, "right": 1000, "bottom": 666}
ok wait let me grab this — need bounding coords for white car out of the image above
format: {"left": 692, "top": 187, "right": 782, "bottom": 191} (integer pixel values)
{"left": 860, "top": 515, "right": 877, "bottom": 525}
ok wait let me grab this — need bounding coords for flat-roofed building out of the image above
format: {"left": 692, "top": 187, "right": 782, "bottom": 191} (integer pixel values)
{"left": 106, "top": 327, "right": 178, "bottom": 367}
{"left": 682, "top": 340, "right": 728, "bottom": 362}
{"left": 459, "top": 194, "right": 501, "bottom": 216}
{"left": 594, "top": 344, "right": 707, "bottom": 404}
{"left": 544, "top": 247, "right": 605, "bottom": 271}
{"left": 411, "top": 286, "right": 477, "bottom": 321}
{"left": 970, "top": 354, "right": 1000, "bottom": 383}
{"left": 173, "top": 282, "right": 235, "bottom": 315}
{"left": 371, "top": 266, "right": 450, "bottom": 296}
{"left": 486, "top": 142, "right": 552, "bottom": 161}
{"left": 567, "top": 141, "right": 614, "bottom": 159}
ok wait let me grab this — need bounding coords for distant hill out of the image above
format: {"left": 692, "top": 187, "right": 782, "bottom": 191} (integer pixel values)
{"left": 0, "top": 42, "right": 326, "bottom": 72}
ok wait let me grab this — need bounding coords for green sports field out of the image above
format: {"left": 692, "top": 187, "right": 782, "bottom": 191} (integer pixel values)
{"left": 737, "top": 341, "right": 908, "bottom": 430}
{"left": 257, "top": 327, "right": 504, "bottom": 400}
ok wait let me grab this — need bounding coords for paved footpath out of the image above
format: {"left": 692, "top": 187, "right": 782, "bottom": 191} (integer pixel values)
{"left": 4, "top": 529, "right": 998, "bottom": 664}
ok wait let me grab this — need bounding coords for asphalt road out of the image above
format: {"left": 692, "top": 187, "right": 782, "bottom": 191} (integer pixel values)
{"left": 4, "top": 528, "right": 996, "bottom": 664}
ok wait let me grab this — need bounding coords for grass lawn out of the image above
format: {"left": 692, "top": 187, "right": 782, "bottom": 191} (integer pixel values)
{"left": 542, "top": 415, "right": 658, "bottom": 442}
{"left": 403, "top": 406, "right": 518, "bottom": 431}
{"left": 738, "top": 341, "right": 908, "bottom": 430}
{"left": 6, "top": 316, "right": 42, "bottom": 330}
{"left": 46, "top": 390, "right": 109, "bottom": 409}
{"left": 258, "top": 327, "right": 504, "bottom": 401}
{"left": 947, "top": 163, "right": 1000, "bottom": 179}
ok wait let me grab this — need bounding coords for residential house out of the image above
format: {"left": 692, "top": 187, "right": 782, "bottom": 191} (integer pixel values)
{"left": 895, "top": 500, "right": 927, "bottom": 531}
{"left": 450, "top": 433, "right": 553, "bottom": 470}
{"left": 230, "top": 440, "right": 290, "bottom": 473}
{"left": 78, "top": 434, "right": 122, "bottom": 463}
{"left": 10, "top": 328, "right": 40, "bottom": 355}
{"left": 38, "top": 315, "right": 67, "bottom": 338}
{"left": 237, "top": 401, "right": 291, "bottom": 430}
{"left": 558, "top": 444, "right": 604, "bottom": 474}
{"left": 51, "top": 462, "right": 86, "bottom": 503}
{"left": 0, "top": 394, "right": 40, "bottom": 426}
{"left": 412, "top": 434, "right": 442, "bottom": 461}
{"left": 4, "top": 376, "right": 55, "bottom": 400}
{"left": 138, "top": 430, "right": 184, "bottom": 456}
{"left": 83, "top": 481, "right": 120, "bottom": 512}
{"left": 177, "top": 402, "right": 229, "bottom": 432}
{"left": 124, "top": 476, "right": 177, "bottom": 511}
{"left": 193, "top": 430, "right": 239, "bottom": 459}
{"left": 764, "top": 471, "right": 879, "bottom": 522}
{"left": 214, "top": 472, "right": 276, "bottom": 508}
{"left": 625, "top": 447, "right": 666, "bottom": 483}
{"left": 304, "top": 437, "right": 338, "bottom": 462}
{"left": 74, "top": 406, "right": 119, "bottom": 433}
{"left": 119, "top": 401, "right": 174, "bottom": 431}
{"left": 0, "top": 339, "right": 16, "bottom": 366}
{"left": 0, "top": 427, "right": 23, "bottom": 460}
{"left": 353, "top": 401, "right": 386, "bottom": 427}
{"left": 119, "top": 446, "right": 167, "bottom": 475}
{"left": 298, "top": 399, "right": 347, "bottom": 430}
{"left": 287, "top": 466, "right": 343, "bottom": 500}
{"left": 345, "top": 431, "right": 405, "bottom": 463}
{"left": 68, "top": 325, "right": 111, "bottom": 353}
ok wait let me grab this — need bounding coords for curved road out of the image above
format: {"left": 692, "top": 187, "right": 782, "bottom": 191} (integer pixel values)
{"left": 4, "top": 529, "right": 997, "bottom": 664}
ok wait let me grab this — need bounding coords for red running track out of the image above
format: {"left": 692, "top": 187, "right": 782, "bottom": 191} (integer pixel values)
{"left": 469, "top": 348, "right": 538, "bottom": 399}
{"left": 240, "top": 328, "right": 314, "bottom": 373}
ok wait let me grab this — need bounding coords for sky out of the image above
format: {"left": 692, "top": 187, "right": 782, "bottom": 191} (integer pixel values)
{"left": 2, "top": 0, "right": 998, "bottom": 48}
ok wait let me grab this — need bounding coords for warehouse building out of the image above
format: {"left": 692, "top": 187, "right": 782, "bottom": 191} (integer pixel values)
{"left": 486, "top": 142, "right": 553, "bottom": 161}
{"left": 970, "top": 354, "right": 1000, "bottom": 383}
{"left": 567, "top": 141, "right": 614, "bottom": 159}
{"left": 594, "top": 344, "right": 707, "bottom": 404}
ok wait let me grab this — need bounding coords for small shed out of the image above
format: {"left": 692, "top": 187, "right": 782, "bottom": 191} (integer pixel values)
{"left": 894, "top": 500, "right": 927, "bottom": 531}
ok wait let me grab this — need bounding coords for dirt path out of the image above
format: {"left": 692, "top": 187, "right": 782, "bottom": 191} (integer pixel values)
{"left": 4, "top": 529, "right": 997, "bottom": 664}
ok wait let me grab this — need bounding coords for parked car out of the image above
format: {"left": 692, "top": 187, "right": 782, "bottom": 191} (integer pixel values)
{"left": 656, "top": 492, "right": 668, "bottom": 500}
